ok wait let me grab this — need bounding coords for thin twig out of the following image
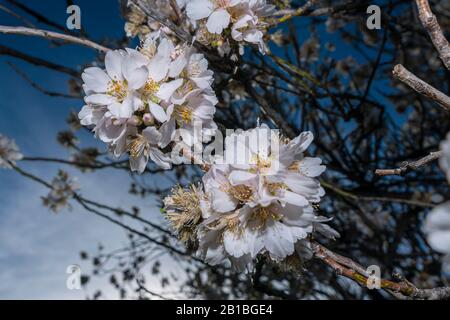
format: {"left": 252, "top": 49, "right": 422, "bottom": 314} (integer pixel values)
{"left": 7, "top": 62, "right": 81, "bottom": 99}
{"left": 375, "top": 151, "right": 442, "bottom": 176}
{"left": 312, "top": 241, "right": 450, "bottom": 300}
{"left": 393, "top": 64, "right": 450, "bottom": 111}
{"left": 0, "top": 44, "right": 79, "bottom": 77}
{"left": 415, "top": 0, "right": 450, "bottom": 69}
{"left": 0, "top": 25, "right": 109, "bottom": 52}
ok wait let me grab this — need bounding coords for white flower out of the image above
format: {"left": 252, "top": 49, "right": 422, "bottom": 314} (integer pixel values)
{"left": 0, "top": 134, "right": 23, "bottom": 169}
{"left": 129, "top": 127, "right": 172, "bottom": 173}
{"left": 79, "top": 31, "right": 218, "bottom": 172}
{"left": 164, "top": 90, "right": 218, "bottom": 146}
{"left": 195, "top": 124, "right": 337, "bottom": 268}
{"left": 424, "top": 202, "right": 450, "bottom": 254}
{"left": 82, "top": 50, "right": 147, "bottom": 119}
{"left": 230, "top": 0, "right": 274, "bottom": 53}
{"left": 187, "top": 0, "right": 275, "bottom": 54}
{"left": 187, "top": 0, "right": 243, "bottom": 34}
{"left": 439, "top": 132, "right": 450, "bottom": 184}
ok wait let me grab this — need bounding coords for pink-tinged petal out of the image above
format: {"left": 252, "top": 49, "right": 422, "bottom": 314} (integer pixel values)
{"left": 82, "top": 67, "right": 110, "bottom": 92}
{"left": 149, "top": 102, "right": 168, "bottom": 123}
{"left": 105, "top": 50, "right": 124, "bottom": 80}
{"left": 206, "top": 9, "right": 230, "bottom": 34}
{"left": 186, "top": 0, "right": 214, "bottom": 20}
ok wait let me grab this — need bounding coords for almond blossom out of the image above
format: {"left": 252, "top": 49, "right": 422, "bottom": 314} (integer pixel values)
{"left": 79, "top": 31, "right": 218, "bottom": 173}
{"left": 0, "top": 134, "right": 23, "bottom": 169}
{"left": 186, "top": 0, "right": 275, "bottom": 54}
{"left": 163, "top": 125, "right": 338, "bottom": 271}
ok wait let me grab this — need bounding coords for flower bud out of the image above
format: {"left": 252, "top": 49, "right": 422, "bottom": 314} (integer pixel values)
{"left": 142, "top": 113, "right": 154, "bottom": 126}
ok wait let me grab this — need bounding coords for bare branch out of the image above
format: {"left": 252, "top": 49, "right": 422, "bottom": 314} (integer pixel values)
{"left": 415, "top": 0, "right": 450, "bottom": 69}
{"left": 393, "top": 64, "right": 450, "bottom": 111}
{"left": 0, "top": 44, "right": 79, "bottom": 77}
{"left": 312, "top": 242, "right": 450, "bottom": 300}
{"left": 375, "top": 151, "right": 442, "bottom": 176}
{"left": 7, "top": 62, "right": 81, "bottom": 99}
{"left": 0, "top": 25, "right": 109, "bottom": 53}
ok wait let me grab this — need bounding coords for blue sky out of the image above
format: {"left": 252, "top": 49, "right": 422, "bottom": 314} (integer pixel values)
{"left": 0, "top": 0, "right": 177, "bottom": 299}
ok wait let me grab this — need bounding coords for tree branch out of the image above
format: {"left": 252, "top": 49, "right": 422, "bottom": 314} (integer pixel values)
{"left": 0, "top": 25, "right": 109, "bottom": 53}
{"left": 312, "top": 241, "right": 450, "bottom": 300}
{"left": 375, "top": 150, "right": 442, "bottom": 176}
{"left": 415, "top": 0, "right": 450, "bottom": 69}
{"left": 393, "top": 64, "right": 450, "bottom": 111}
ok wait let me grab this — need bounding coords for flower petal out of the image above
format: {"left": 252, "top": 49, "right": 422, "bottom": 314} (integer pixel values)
{"left": 149, "top": 102, "right": 168, "bottom": 123}
{"left": 206, "top": 9, "right": 230, "bottom": 34}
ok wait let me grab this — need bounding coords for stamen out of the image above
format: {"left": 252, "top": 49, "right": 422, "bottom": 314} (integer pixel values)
{"left": 107, "top": 79, "right": 128, "bottom": 103}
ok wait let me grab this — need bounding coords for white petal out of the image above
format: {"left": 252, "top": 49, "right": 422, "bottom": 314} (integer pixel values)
{"left": 108, "top": 98, "right": 133, "bottom": 118}
{"left": 168, "top": 54, "right": 187, "bottom": 78}
{"left": 186, "top": 0, "right": 214, "bottom": 20}
{"left": 149, "top": 148, "right": 172, "bottom": 169}
{"left": 82, "top": 67, "right": 110, "bottom": 92}
{"left": 228, "top": 170, "right": 257, "bottom": 185}
{"left": 299, "top": 157, "right": 326, "bottom": 177}
{"left": 123, "top": 64, "right": 148, "bottom": 90}
{"left": 149, "top": 102, "right": 168, "bottom": 123}
{"left": 211, "top": 188, "right": 238, "bottom": 212}
{"left": 206, "top": 9, "right": 230, "bottom": 34}
{"left": 142, "top": 126, "right": 162, "bottom": 144}
{"left": 290, "top": 131, "right": 314, "bottom": 154}
{"left": 159, "top": 119, "right": 176, "bottom": 148}
{"left": 85, "top": 93, "right": 114, "bottom": 105}
{"left": 130, "top": 153, "right": 148, "bottom": 174}
{"left": 105, "top": 50, "right": 124, "bottom": 80}
{"left": 156, "top": 79, "right": 184, "bottom": 101}
{"left": 282, "top": 190, "right": 308, "bottom": 207}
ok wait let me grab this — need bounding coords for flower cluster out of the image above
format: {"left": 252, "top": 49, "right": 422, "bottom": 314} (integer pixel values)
{"left": 186, "top": 0, "right": 275, "bottom": 54}
{"left": 124, "top": 0, "right": 190, "bottom": 40}
{"left": 42, "top": 170, "right": 78, "bottom": 213}
{"left": 164, "top": 125, "right": 338, "bottom": 271}
{"left": 79, "top": 31, "right": 218, "bottom": 173}
{"left": 0, "top": 134, "right": 23, "bottom": 169}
